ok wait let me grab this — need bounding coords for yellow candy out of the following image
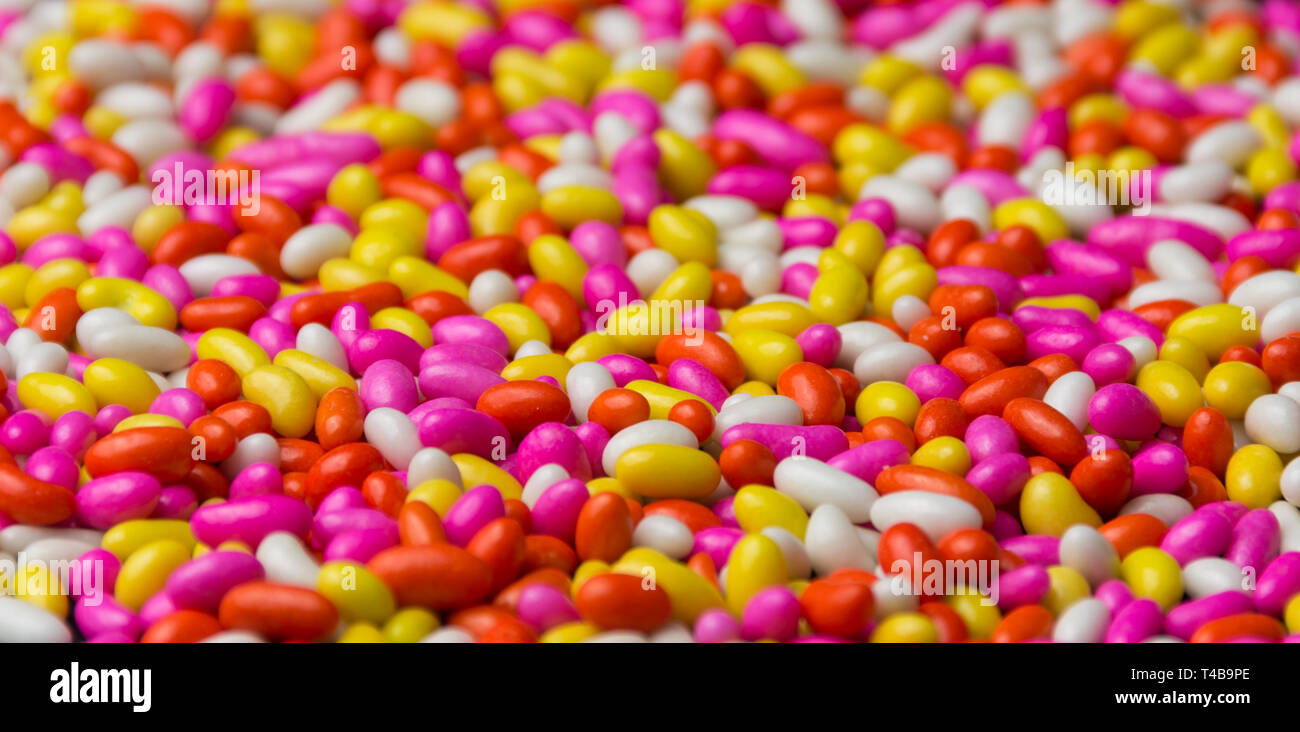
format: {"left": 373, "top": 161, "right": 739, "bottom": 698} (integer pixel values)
{"left": 653, "top": 130, "right": 715, "bottom": 201}
{"left": 1015, "top": 295, "right": 1101, "bottom": 320}
{"left": 1044, "top": 565, "right": 1091, "bottom": 616}
{"left": 370, "top": 307, "right": 433, "bottom": 348}
{"left": 1120, "top": 547, "right": 1183, "bottom": 612}
{"left": 255, "top": 13, "right": 316, "bottom": 76}
{"left": 870, "top": 612, "right": 938, "bottom": 642}
{"left": 540, "top": 186, "right": 623, "bottom": 228}
{"left": 359, "top": 199, "right": 428, "bottom": 242}
{"left": 597, "top": 69, "right": 676, "bottom": 101}
{"left": 808, "top": 261, "right": 869, "bottom": 325}
{"left": 1285, "top": 595, "right": 1300, "bottom": 635}
{"left": 405, "top": 479, "right": 463, "bottom": 517}
{"left": 723, "top": 534, "right": 788, "bottom": 614}
{"left": 611, "top": 548, "right": 724, "bottom": 623}
{"left": 25, "top": 258, "right": 89, "bottom": 307}
{"left": 319, "top": 258, "right": 384, "bottom": 291}
{"left": 911, "top": 436, "right": 971, "bottom": 474}
{"left": 832, "top": 124, "right": 912, "bottom": 170}
{"left": 1165, "top": 304, "right": 1257, "bottom": 360}
{"left": 76, "top": 278, "right": 177, "bottom": 330}
{"left": 527, "top": 234, "right": 588, "bottom": 300}
{"left": 834, "top": 220, "right": 886, "bottom": 274}
{"left": 723, "top": 301, "right": 814, "bottom": 340}
{"left": 382, "top": 607, "right": 440, "bottom": 643}
{"left": 732, "top": 485, "right": 809, "bottom": 539}
{"left": 451, "top": 454, "right": 522, "bottom": 500}
{"left": 648, "top": 205, "right": 717, "bottom": 266}
{"left": 1158, "top": 336, "right": 1210, "bottom": 381}
{"left": 338, "top": 623, "right": 387, "bottom": 643}
{"left": 614, "top": 445, "right": 720, "bottom": 499}
{"left": 1130, "top": 24, "right": 1200, "bottom": 75}
{"left": 196, "top": 328, "right": 269, "bottom": 378}
{"left": 102, "top": 519, "right": 196, "bottom": 559}
{"left": 132, "top": 205, "right": 185, "bottom": 252}
{"left": 859, "top": 55, "right": 922, "bottom": 95}
{"left": 6, "top": 206, "right": 78, "bottom": 250}
{"left": 540, "top": 621, "right": 601, "bottom": 643}
{"left": 327, "top": 164, "right": 383, "bottom": 220}
{"left": 79, "top": 358, "right": 160, "bottom": 415}
{"left": 992, "top": 198, "right": 1068, "bottom": 243}
{"left": 1201, "top": 361, "right": 1272, "bottom": 419}
{"left": 1135, "top": 360, "right": 1202, "bottom": 428}
{"left": 241, "top": 365, "right": 317, "bottom": 438}
{"left": 1246, "top": 147, "right": 1297, "bottom": 195}
{"left": 625, "top": 379, "right": 716, "bottom": 421}
{"left": 388, "top": 256, "right": 469, "bottom": 300}
{"left": 1019, "top": 472, "right": 1102, "bottom": 536}
{"left": 731, "top": 44, "right": 805, "bottom": 96}
{"left": 317, "top": 562, "right": 396, "bottom": 624}
{"left": 650, "top": 261, "right": 712, "bottom": 304}
{"left": 114, "top": 414, "right": 184, "bottom": 432}
{"left": 889, "top": 75, "right": 952, "bottom": 134}
{"left": 1114, "top": 0, "right": 1179, "bottom": 39}
{"left": 733, "top": 380, "right": 776, "bottom": 398}
{"left": 945, "top": 590, "right": 1001, "bottom": 640}
{"left": 350, "top": 226, "right": 422, "bottom": 272}
{"left": 1225, "top": 444, "right": 1283, "bottom": 509}
{"left": 731, "top": 329, "right": 803, "bottom": 384}
{"left": 12, "top": 564, "right": 68, "bottom": 616}
{"left": 114, "top": 539, "right": 191, "bottom": 611}
{"left": 0, "top": 265, "right": 34, "bottom": 309}
{"left": 1068, "top": 94, "right": 1128, "bottom": 128}
{"left": 501, "top": 353, "right": 574, "bottom": 387}
{"left": 565, "top": 332, "right": 622, "bottom": 362}
{"left": 17, "top": 373, "right": 97, "bottom": 419}
{"left": 871, "top": 261, "right": 937, "bottom": 317}
{"left": 856, "top": 381, "right": 921, "bottom": 426}
{"left": 962, "top": 65, "right": 1029, "bottom": 110}
{"left": 272, "top": 349, "right": 357, "bottom": 399}
{"left": 483, "top": 302, "right": 551, "bottom": 352}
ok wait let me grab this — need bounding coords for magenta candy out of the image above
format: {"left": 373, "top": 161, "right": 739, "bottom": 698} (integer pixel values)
{"left": 905, "top": 363, "right": 965, "bottom": 402}
{"left": 964, "top": 414, "right": 1020, "bottom": 462}
{"left": 516, "top": 583, "right": 581, "bottom": 631}
{"left": 418, "top": 408, "right": 511, "bottom": 459}
{"left": 149, "top": 388, "right": 206, "bottom": 427}
{"left": 573, "top": 421, "right": 610, "bottom": 479}
{"left": 667, "top": 358, "right": 730, "bottom": 410}
{"left": 417, "top": 362, "right": 505, "bottom": 405}
{"left": 1024, "top": 325, "right": 1099, "bottom": 364}
{"left": 432, "top": 315, "right": 510, "bottom": 356}
{"left": 1080, "top": 343, "right": 1136, "bottom": 386}
{"left": 74, "top": 595, "right": 144, "bottom": 640}
{"left": 1, "top": 409, "right": 51, "bottom": 455}
{"left": 1094, "top": 579, "right": 1135, "bottom": 616}
{"left": 228, "top": 462, "right": 283, "bottom": 500}
{"left": 23, "top": 446, "right": 79, "bottom": 490}
{"left": 323, "top": 528, "right": 399, "bottom": 563}
{"left": 442, "top": 485, "right": 507, "bottom": 547}
{"left": 740, "top": 585, "right": 801, "bottom": 642}
{"left": 692, "top": 526, "right": 744, "bottom": 569}
{"left": 310, "top": 508, "right": 398, "bottom": 550}
{"left": 1225, "top": 509, "right": 1281, "bottom": 576}
{"left": 1105, "top": 598, "right": 1164, "bottom": 642}
{"left": 719, "top": 423, "right": 848, "bottom": 461}
{"left": 360, "top": 358, "right": 421, "bottom": 412}
{"left": 994, "top": 563, "right": 1050, "bottom": 610}
{"left": 75, "top": 471, "right": 162, "bottom": 529}
{"left": 529, "top": 478, "right": 589, "bottom": 544}
{"left": 795, "top": 323, "right": 841, "bottom": 368}
{"left": 826, "top": 439, "right": 910, "bottom": 483}
{"left": 693, "top": 607, "right": 742, "bottom": 643}
{"left": 1254, "top": 552, "right": 1300, "bottom": 615}
{"left": 189, "top": 495, "right": 313, "bottom": 547}
{"left": 597, "top": 353, "right": 657, "bottom": 386}
{"left": 1166, "top": 591, "right": 1256, "bottom": 640}
{"left": 999, "top": 535, "right": 1059, "bottom": 566}
{"left": 515, "top": 423, "right": 591, "bottom": 484}
{"left": 1087, "top": 383, "right": 1162, "bottom": 441}
{"left": 966, "top": 453, "right": 1031, "bottom": 505}
{"left": 419, "top": 342, "right": 509, "bottom": 373}
{"left": 348, "top": 329, "right": 423, "bottom": 374}
{"left": 163, "top": 551, "right": 265, "bottom": 613}
{"left": 1130, "top": 442, "right": 1188, "bottom": 496}
{"left": 1160, "top": 507, "right": 1234, "bottom": 566}
{"left": 153, "top": 485, "right": 198, "bottom": 519}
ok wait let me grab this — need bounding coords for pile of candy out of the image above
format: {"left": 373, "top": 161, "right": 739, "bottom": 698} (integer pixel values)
{"left": 2, "top": 0, "right": 1300, "bottom": 644}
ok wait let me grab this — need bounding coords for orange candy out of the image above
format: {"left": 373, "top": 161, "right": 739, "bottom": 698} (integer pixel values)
{"left": 367, "top": 544, "right": 493, "bottom": 610}
{"left": 574, "top": 573, "right": 672, "bottom": 632}
{"left": 574, "top": 492, "right": 634, "bottom": 563}
{"left": 777, "top": 362, "right": 846, "bottom": 426}
{"left": 217, "top": 582, "right": 339, "bottom": 640}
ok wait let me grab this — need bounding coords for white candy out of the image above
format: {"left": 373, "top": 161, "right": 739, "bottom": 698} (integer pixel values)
{"left": 111, "top": 119, "right": 189, "bottom": 167}
{"left": 684, "top": 195, "right": 759, "bottom": 231}
{"left": 0, "top": 596, "right": 72, "bottom": 642}
{"left": 1158, "top": 160, "right": 1234, "bottom": 203}
{"left": 858, "top": 176, "right": 941, "bottom": 233}
{"left": 222, "top": 433, "right": 281, "bottom": 479}
{"left": 1243, "top": 394, "right": 1300, "bottom": 454}
{"left": 773, "top": 456, "right": 878, "bottom": 522}
{"left": 406, "top": 447, "right": 462, "bottom": 489}
{"left": 1126, "top": 279, "right": 1223, "bottom": 309}
{"left": 179, "top": 254, "right": 262, "bottom": 296}
{"left": 1119, "top": 494, "right": 1194, "bottom": 527}
{"left": 601, "top": 420, "right": 698, "bottom": 476}
{"left": 279, "top": 224, "right": 353, "bottom": 280}
{"left": 1182, "top": 557, "right": 1249, "bottom": 599}
{"left": 1145, "top": 240, "right": 1217, "bottom": 283}
{"left": 0, "top": 162, "right": 50, "bottom": 209}
{"left": 363, "top": 408, "right": 421, "bottom": 471}
{"left": 712, "top": 395, "right": 803, "bottom": 441}
{"left": 521, "top": 464, "right": 569, "bottom": 508}
{"left": 805, "top": 504, "right": 875, "bottom": 576}
{"left": 296, "top": 323, "right": 348, "bottom": 371}
{"left": 394, "top": 79, "right": 460, "bottom": 128}
{"left": 77, "top": 185, "right": 153, "bottom": 234}
{"left": 468, "top": 270, "right": 519, "bottom": 314}
{"left": 1058, "top": 525, "right": 1119, "bottom": 589}
{"left": 761, "top": 527, "right": 812, "bottom": 579}
{"left": 1185, "top": 121, "right": 1263, "bottom": 168}
{"left": 869, "top": 491, "right": 983, "bottom": 541}
{"left": 1043, "top": 371, "right": 1094, "bottom": 432}
{"left": 632, "top": 515, "right": 693, "bottom": 559}
{"left": 255, "top": 532, "right": 320, "bottom": 588}
{"left": 1228, "top": 271, "right": 1300, "bottom": 320}
{"left": 1052, "top": 598, "right": 1110, "bottom": 643}
{"left": 275, "top": 79, "right": 360, "bottom": 134}
{"left": 978, "top": 92, "right": 1035, "bottom": 151}
{"left": 853, "top": 341, "right": 934, "bottom": 385}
